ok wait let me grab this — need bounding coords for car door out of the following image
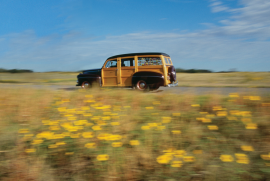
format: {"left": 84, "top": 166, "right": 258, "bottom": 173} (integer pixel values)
{"left": 102, "top": 59, "right": 119, "bottom": 86}
{"left": 120, "top": 57, "right": 135, "bottom": 86}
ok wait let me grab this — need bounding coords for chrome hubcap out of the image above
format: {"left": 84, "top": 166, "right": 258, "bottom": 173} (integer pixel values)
{"left": 140, "top": 82, "right": 145, "bottom": 88}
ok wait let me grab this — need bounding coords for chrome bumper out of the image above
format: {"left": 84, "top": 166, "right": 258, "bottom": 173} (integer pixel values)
{"left": 167, "top": 81, "right": 178, "bottom": 87}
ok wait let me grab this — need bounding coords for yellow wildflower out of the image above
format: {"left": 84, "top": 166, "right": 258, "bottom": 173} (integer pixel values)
{"left": 49, "top": 144, "right": 58, "bottom": 149}
{"left": 56, "top": 142, "right": 66, "bottom": 146}
{"left": 171, "top": 161, "right": 183, "bottom": 167}
{"left": 97, "top": 154, "right": 109, "bottom": 161}
{"left": 85, "top": 95, "right": 93, "bottom": 98}
{"left": 92, "top": 125, "right": 102, "bottom": 131}
{"left": 31, "top": 139, "right": 43, "bottom": 145}
{"left": 156, "top": 126, "right": 166, "bottom": 130}
{"left": 141, "top": 126, "right": 150, "bottom": 130}
{"left": 208, "top": 125, "right": 219, "bottom": 130}
{"left": 18, "top": 129, "right": 29, "bottom": 134}
{"left": 145, "top": 107, "right": 154, "bottom": 110}
{"left": 130, "top": 140, "right": 140, "bottom": 146}
{"left": 172, "top": 130, "right": 181, "bottom": 134}
{"left": 174, "top": 150, "right": 186, "bottom": 157}
{"left": 162, "top": 117, "right": 171, "bottom": 123}
{"left": 65, "top": 152, "right": 74, "bottom": 155}
{"left": 157, "top": 155, "right": 172, "bottom": 164}
{"left": 112, "top": 142, "right": 123, "bottom": 147}
{"left": 148, "top": 123, "right": 158, "bottom": 127}
{"left": 206, "top": 114, "right": 215, "bottom": 118}
{"left": 153, "top": 101, "right": 160, "bottom": 105}
{"left": 235, "top": 153, "right": 249, "bottom": 164}
{"left": 172, "top": 113, "right": 181, "bottom": 116}
{"left": 85, "top": 143, "right": 96, "bottom": 149}
{"left": 49, "top": 126, "right": 61, "bottom": 131}
{"left": 183, "top": 156, "right": 195, "bottom": 162}
{"left": 70, "top": 133, "right": 80, "bottom": 138}
{"left": 111, "top": 122, "right": 120, "bottom": 126}
{"left": 76, "top": 111, "right": 84, "bottom": 114}
{"left": 200, "top": 112, "right": 208, "bottom": 114}
{"left": 229, "top": 93, "right": 239, "bottom": 98}
{"left": 245, "top": 123, "right": 257, "bottom": 129}
{"left": 202, "top": 118, "right": 211, "bottom": 123}
{"left": 83, "top": 113, "right": 92, "bottom": 117}
{"left": 241, "top": 145, "right": 254, "bottom": 151}
{"left": 81, "top": 106, "right": 90, "bottom": 110}
{"left": 82, "top": 132, "right": 94, "bottom": 138}
{"left": 227, "top": 116, "right": 237, "bottom": 121}
{"left": 25, "top": 148, "right": 36, "bottom": 153}
{"left": 217, "top": 111, "right": 227, "bottom": 117}
{"left": 54, "top": 134, "right": 65, "bottom": 139}
{"left": 97, "top": 120, "right": 107, "bottom": 126}
{"left": 97, "top": 133, "right": 110, "bottom": 140}
{"left": 213, "top": 106, "right": 222, "bottom": 111}
{"left": 67, "top": 117, "right": 77, "bottom": 121}
{"left": 261, "top": 154, "right": 270, "bottom": 160}
{"left": 249, "top": 96, "right": 261, "bottom": 101}
{"left": 220, "top": 155, "right": 234, "bottom": 162}
{"left": 109, "top": 134, "right": 122, "bottom": 141}
{"left": 191, "top": 104, "right": 200, "bottom": 107}
{"left": 64, "top": 114, "right": 74, "bottom": 117}
{"left": 102, "top": 116, "right": 111, "bottom": 121}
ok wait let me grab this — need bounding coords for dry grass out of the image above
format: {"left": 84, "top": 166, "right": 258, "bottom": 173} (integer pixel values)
{"left": 1, "top": 72, "right": 270, "bottom": 87}
{"left": 177, "top": 72, "right": 270, "bottom": 87}
{"left": 0, "top": 88, "right": 270, "bottom": 181}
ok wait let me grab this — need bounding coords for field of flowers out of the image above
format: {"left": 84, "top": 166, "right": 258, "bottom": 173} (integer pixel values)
{"left": 0, "top": 88, "right": 270, "bottom": 181}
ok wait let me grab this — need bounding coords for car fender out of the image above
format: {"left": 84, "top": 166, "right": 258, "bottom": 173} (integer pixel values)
{"left": 77, "top": 74, "right": 101, "bottom": 86}
{"left": 132, "top": 71, "right": 164, "bottom": 86}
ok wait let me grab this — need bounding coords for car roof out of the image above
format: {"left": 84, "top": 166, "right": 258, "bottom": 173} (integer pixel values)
{"left": 107, "top": 52, "right": 170, "bottom": 59}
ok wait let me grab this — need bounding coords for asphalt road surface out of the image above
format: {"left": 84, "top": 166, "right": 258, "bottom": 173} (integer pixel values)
{"left": 1, "top": 84, "right": 270, "bottom": 96}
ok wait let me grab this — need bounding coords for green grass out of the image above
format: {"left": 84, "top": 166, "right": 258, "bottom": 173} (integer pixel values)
{"left": 0, "top": 88, "right": 270, "bottom": 180}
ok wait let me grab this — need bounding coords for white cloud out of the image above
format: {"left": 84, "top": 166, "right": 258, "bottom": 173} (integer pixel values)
{"left": 208, "top": 0, "right": 270, "bottom": 39}
{"left": 209, "top": 0, "right": 229, "bottom": 13}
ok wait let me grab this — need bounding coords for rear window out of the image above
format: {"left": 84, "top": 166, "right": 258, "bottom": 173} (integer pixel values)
{"left": 164, "top": 57, "right": 172, "bottom": 64}
{"left": 138, "top": 57, "right": 162, "bottom": 66}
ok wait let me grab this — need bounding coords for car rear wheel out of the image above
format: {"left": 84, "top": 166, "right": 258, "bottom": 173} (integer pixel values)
{"left": 81, "top": 81, "right": 91, "bottom": 89}
{"left": 136, "top": 80, "right": 149, "bottom": 91}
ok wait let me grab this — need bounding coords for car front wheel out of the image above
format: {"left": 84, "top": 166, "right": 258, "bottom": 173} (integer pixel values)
{"left": 135, "top": 80, "right": 150, "bottom": 91}
{"left": 81, "top": 81, "right": 91, "bottom": 89}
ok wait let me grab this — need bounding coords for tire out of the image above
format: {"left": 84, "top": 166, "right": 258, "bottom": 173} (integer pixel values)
{"left": 135, "top": 80, "right": 150, "bottom": 92}
{"left": 150, "top": 85, "right": 160, "bottom": 91}
{"left": 81, "top": 81, "right": 91, "bottom": 89}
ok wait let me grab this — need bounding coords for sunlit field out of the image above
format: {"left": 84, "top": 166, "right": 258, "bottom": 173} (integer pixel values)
{"left": 0, "top": 87, "right": 270, "bottom": 181}
{"left": 0, "top": 72, "right": 270, "bottom": 87}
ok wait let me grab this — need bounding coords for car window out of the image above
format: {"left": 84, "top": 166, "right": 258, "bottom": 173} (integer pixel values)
{"left": 168, "top": 58, "right": 172, "bottom": 64}
{"left": 121, "top": 58, "right": 135, "bottom": 67}
{"left": 138, "top": 57, "right": 162, "bottom": 66}
{"left": 105, "top": 59, "right": 117, "bottom": 68}
{"left": 165, "top": 57, "right": 169, "bottom": 64}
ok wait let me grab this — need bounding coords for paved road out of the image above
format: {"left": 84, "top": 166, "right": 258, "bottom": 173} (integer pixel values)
{"left": 1, "top": 84, "right": 270, "bottom": 96}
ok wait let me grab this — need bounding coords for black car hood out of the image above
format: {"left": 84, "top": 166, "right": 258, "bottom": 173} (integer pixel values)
{"left": 80, "top": 68, "right": 101, "bottom": 77}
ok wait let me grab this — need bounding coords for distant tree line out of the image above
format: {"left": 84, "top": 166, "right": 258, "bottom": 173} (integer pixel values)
{"left": 175, "top": 68, "right": 238, "bottom": 73}
{"left": 0, "top": 68, "right": 33, "bottom": 73}
{"left": 176, "top": 68, "right": 213, "bottom": 73}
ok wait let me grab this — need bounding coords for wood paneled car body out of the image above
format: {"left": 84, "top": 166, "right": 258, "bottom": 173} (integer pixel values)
{"left": 76, "top": 52, "right": 178, "bottom": 91}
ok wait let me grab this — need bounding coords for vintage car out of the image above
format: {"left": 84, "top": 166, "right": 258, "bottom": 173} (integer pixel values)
{"left": 76, "top": 52, "right": 178, "bottom": 91}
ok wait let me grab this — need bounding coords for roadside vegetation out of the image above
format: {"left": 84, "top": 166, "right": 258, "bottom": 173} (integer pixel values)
{"left": 0, "top": 71, "right": 270, "bottom": 87}
{"left": 0, "top": 88, "right": 270, "bottom": 180}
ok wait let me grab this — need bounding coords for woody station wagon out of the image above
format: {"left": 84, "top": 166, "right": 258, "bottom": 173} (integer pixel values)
{"left": 76, "top": 52, "right": 178, "bottom": 91}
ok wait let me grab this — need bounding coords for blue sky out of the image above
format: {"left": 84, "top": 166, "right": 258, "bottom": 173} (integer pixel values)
{"left": 0, "top": 0, "right": 269, "bottom": 72}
